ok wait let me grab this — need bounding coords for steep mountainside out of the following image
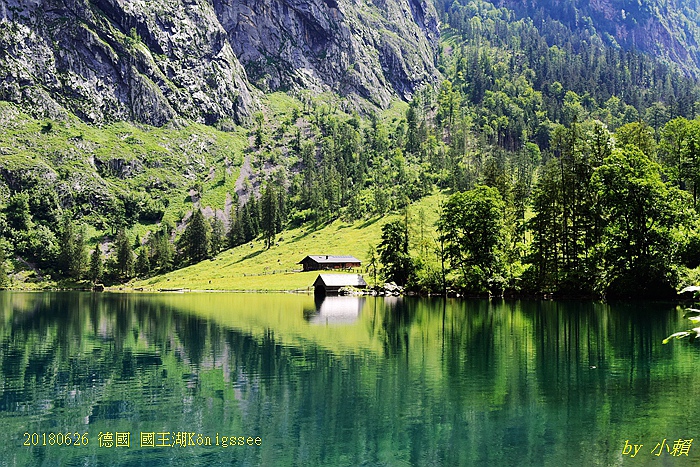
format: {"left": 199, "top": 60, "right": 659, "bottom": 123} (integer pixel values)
{"left": 486, "top": 0, "right": 700, "bottom": 76}
{"left": 0, "top": 0, "right": 256, "bottom": 125}
{"left": 0, "top": 0, "right": 439, "bottom": 125}
{"left": 216, "top": 0, "right": 440, "bottom": 106}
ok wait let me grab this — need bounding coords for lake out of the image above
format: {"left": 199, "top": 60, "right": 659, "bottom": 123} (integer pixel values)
{"left": 0, "top": 292, "right": 698, "bottom": 466}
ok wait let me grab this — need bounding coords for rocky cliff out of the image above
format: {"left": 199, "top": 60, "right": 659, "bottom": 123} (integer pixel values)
{"left": 0, "top": 0, "right": 257, "bottom": 125}
{"left": 215, "top": 0, "right": 440, "bottom": 106}
{"left": 0, "top": 0, "right": 440, "bottom": 125}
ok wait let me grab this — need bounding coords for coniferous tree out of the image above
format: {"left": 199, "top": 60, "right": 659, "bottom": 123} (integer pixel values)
{"left": 135, "top": 247, "right": 151, "bottom": 277}
{"left": 254, "top": 112, "right": 266, "bottom": 148}
{"left": 405, "top": 101, "right": 421, "bottom": 157}
{"left": 300, "top": 140, "right": 317, "bottom": 211}
{"left": 180, "top": 209, "right": 211, "bottom": 263}
{"left": 248, "top": 195, "right": 261, "bottom": 237}
{"left": 58, "top": 215, "right": 76, "bottom": 278}
{"left": 527, "top": 161, "right": 563, "bottom": 292}
{"left": 227, "top": 206, "right": 245, "bottom": 247}
{"left": 210, "top": 213, "right": 226, "bottom": 255}
{"left": 58, "top": 215, "right": 87, "bottom": 279}
{"left": 149, "top": 227, "right": 174, "bottom": 272}
{"left": 114, "top": 228, "right": 134, "bottom": 280}
{"left": 324, "top": 167, "right": 341, "bottom": 218}
{"left": 277, "top": 188, "right": 287, "bottom": 231}
{"left": 73, "top": 226, "right": 88, "bottom": 279}
{"left": 241, "top": 204, "right": 255, "bottom": 243}
{"left": 89, "top": 244, "right": 103, "bottom": 283}
{"left": 346, "top": 190, "right": 362, "bottom": 221}
{"left": 261, "top": 184, "right": 279, "bottom": 249}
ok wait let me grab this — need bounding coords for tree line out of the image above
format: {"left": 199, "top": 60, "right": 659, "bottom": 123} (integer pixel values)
{"left": 0, "top": 176, "right": 295, "bottom": 285}
{"left": 374, "top": 117, "right": 699, "bottom": 298}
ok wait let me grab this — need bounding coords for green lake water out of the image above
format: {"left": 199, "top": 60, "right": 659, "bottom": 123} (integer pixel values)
{"left": 1, "top": 291, "right": 699, "bottom": 466}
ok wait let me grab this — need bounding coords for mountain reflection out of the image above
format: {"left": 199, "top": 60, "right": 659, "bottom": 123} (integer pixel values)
{"left": 0, "top": 292, "right": 697, "bottom": 466}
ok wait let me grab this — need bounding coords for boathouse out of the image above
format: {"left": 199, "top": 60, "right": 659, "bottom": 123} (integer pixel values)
{"left": 313, "top": 274, "right": 367, "bottom": 295}
{"left": 298, "top": 255, "right": 361, "bottom": 271}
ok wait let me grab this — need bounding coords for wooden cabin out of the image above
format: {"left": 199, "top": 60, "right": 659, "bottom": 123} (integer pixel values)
{"left": 298, "top": 255, "right": 361, "bottom": 271}
{"left": 313, "top": 274, "right": 367, "bottom": 295}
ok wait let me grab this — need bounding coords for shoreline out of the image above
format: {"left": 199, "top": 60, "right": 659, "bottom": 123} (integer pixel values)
{"left": 0, "top": 284, "right": 692, "bottom": 302}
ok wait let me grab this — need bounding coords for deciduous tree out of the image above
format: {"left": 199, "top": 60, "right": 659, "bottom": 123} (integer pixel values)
{"left": 593, "top": 146, "right": 690, "bottom": 297}
{"left": 437, "top": 185, "right": 505, "bottom": 293}
{"left": 377, "top": 219, "right": 414, "bottom": 286}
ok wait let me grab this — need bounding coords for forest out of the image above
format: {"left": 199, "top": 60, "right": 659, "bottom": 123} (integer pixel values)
{"left": 1, "top": 0, "right": 700, "bottom": 298}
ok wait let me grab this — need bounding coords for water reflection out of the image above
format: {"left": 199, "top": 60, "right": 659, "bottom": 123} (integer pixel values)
{"left": 304, "top": 296, "right": 365, "bottom": 325}
{"left": 0, "top": 292, "right": 697, "bottom": 466}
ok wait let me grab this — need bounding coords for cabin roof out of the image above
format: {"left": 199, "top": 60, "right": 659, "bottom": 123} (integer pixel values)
{"left": 313, "top": 274, "right": 367, "bottom": 288}
{"left": 298, "top": 255, "right": 362, "bottom": 264}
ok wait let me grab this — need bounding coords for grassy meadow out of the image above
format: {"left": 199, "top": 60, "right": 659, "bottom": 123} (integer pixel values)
{"left": 133, "top": 193, "right": 444, "bottom": 291}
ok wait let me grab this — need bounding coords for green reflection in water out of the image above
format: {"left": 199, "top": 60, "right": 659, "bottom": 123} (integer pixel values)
{"left": 0, "top": 292, "right": 698, "bottom": 466}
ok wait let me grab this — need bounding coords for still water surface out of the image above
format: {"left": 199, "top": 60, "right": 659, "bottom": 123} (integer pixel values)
{"left": 0, "top": 292, "right": 698, "bottom": 466}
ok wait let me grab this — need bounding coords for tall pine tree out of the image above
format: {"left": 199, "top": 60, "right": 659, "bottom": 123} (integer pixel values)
{"left": 261, "top": 184, "right": 279, "bottom": 249}
{"left": 210, "top": 213, "right": 226, "bottom": 255}
{"left": 114, "top": 229, "right": 134, "bottom": 280}
{"left": 89, "top": 244, "right": 103, "bottom": 283}
{"left": 180, "top": 209, "right": 211, "bottom": 263}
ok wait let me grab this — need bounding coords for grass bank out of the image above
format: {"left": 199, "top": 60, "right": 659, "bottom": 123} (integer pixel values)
{"left": 133, "top": 193, "right": 443, "bottom": 292}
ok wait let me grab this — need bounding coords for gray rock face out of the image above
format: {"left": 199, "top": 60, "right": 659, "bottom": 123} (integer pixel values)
{"left": 214, "top": 0, "right": 440, "bottom": 106}
{"left": 0, "top": 0, "right": 439, "bottom": 124}
{"left": 0, "top": 0, "right": 256, "bottom": 125}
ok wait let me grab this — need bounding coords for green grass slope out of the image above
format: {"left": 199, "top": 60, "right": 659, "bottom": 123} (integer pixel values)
{"left": 134, "top": 193, "right": 443, "bottom": 291}
{"left": 0, "top": 101, "right": 248, "bottom": 227}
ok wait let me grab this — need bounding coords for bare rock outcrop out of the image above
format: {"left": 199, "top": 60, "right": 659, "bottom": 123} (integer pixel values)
{"left": 0, "top": 0, "right": 256, "bottom": 125}
{"left": 0, "top": 0, "right": 440, "bottom": 124}
{"left": 215, "top": 0, "right": 440, "bottom": 106}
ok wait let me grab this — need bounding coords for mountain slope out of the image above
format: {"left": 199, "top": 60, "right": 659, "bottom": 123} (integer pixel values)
{"left": 0, "top": 0, "right": 440, "bottom": 125}
{"left": 216, "top": 0, "right": 440, "bottom": 106}
{"left": 0, "top": 0, "right": 257, "bottom": 125}
{"left": 485, "top": 0, "right": 700, "bottom": 76}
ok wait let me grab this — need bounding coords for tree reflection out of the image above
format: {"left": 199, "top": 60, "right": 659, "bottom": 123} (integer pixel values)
{"left": 0, "top": 292, "right": 696, "bottom": 466}
{"left": 379, "top": 297, "right": 415, "bottom": 357}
